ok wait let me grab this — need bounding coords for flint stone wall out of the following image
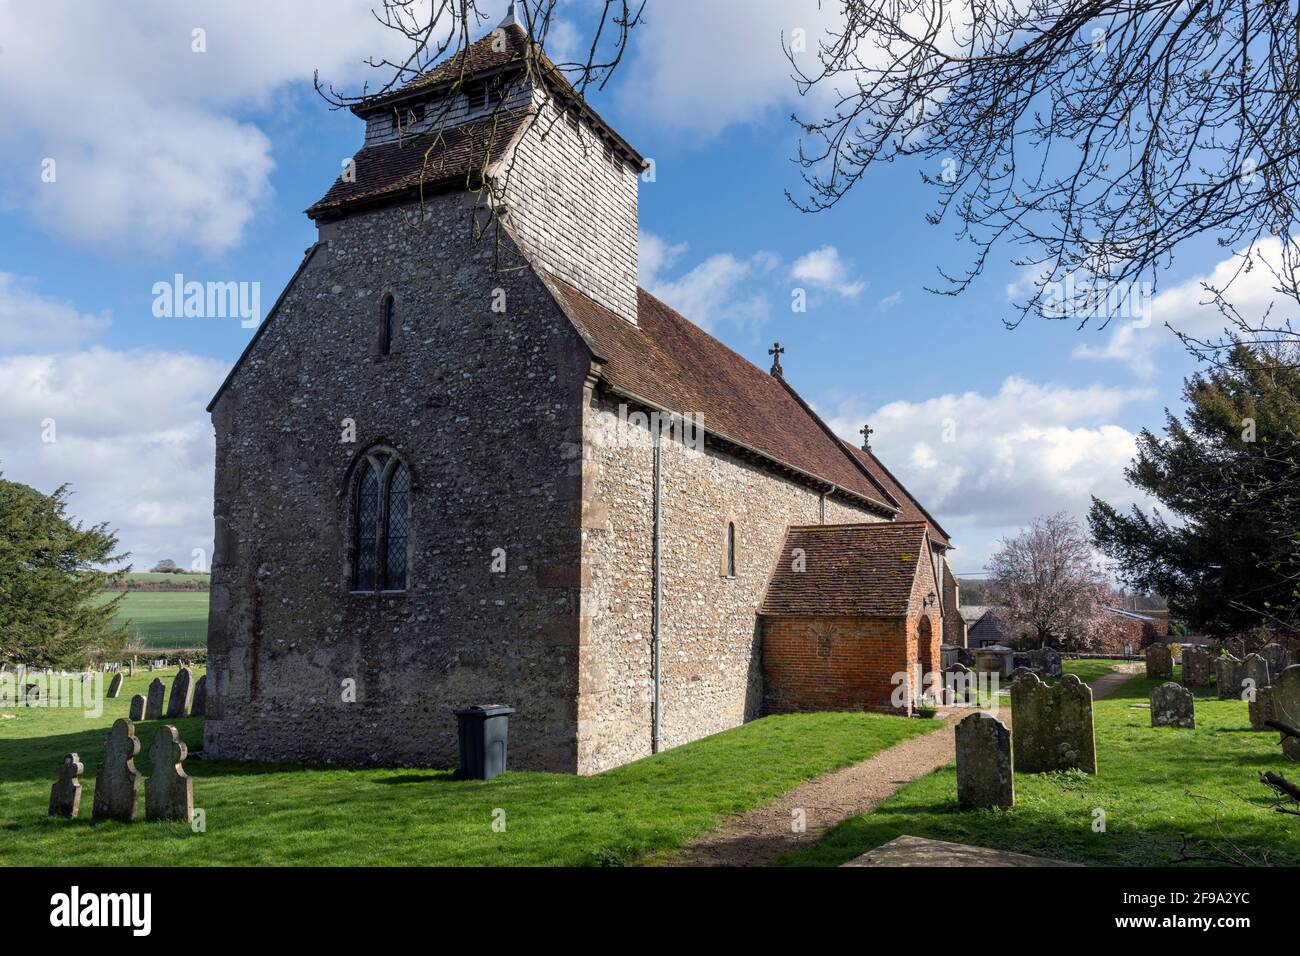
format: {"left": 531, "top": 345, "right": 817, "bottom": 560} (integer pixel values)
{"left": 206, "top": 197, "right": 593, "bottom": 773}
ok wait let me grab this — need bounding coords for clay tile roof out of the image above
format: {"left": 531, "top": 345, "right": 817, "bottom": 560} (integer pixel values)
{"left": 355, "top": 23, "right": 540, "bottom": 113}
{"left": 844, "top": 444, "right": 952, "bottom": 548}
{"left": 306, "top": 109, "right": 532, "bottom": 219}
{"left": 761, "top": 523, "right": 933, "bottom": 617}
{"left": 548, "top": 278, "right": 897, "bottom": 513}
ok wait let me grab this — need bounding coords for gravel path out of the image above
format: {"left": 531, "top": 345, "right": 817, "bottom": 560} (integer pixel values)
{"left": 667, "top": 662, "right": 1143, "bottom": 867}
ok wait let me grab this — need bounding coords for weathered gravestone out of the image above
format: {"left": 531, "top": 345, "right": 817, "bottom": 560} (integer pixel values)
{"left": 1243, "top": 653, "right": 1270, "bottom": 693}
{"left": 145, "top": 725, "right": 193, "bottom": 823}
{"left": 127, "top": 659, "right": 136, "bottom": 678}
{"left": 144, "top": 678, "right": 165, "bottom": 720}
{"left": 1242, "top": 654, "right": 1272, "bottom": 731}
{"left": 1010, "top": 672, "right": 1096, "bottom": 773}
{"left": 191, "top": 675, "right": 207, "bottom": 717}
{"left": 1181, "top": 646, "right": 1213, "bottom": 688}
{"left": 956, "top": 712, "right": 1014, "bottom": 809}
{"left": 1261, "top": 643, "right": 1291, "bottom": 679}
{"left": 1250, "top": 685, "right": 1276, "bottom": 732}
{"left": 1039, "top": 646, "right": 1063, "bottom": 678}
{"left": 48, "top": 753, "right": 83, "bottom": 819}
{"left": 92, "top": 718, "right": 142, "bottom": 822}
{"left": 1274, "top": 665, "right": 1300, "bottom": 761}
{"left": 166, "top": 667, "right": 194, "bottom": 718}
{"left": 128, "top": 694, "right": 146, "bottom": 722}
{"left": 1216, "top": 654, "right": 1245, "bottom": 700}
{"left": 106, "top": 673, "right": 124, "bottom": 699}
{"left": 1010, "top": 666, "right": 1036, "bottom": 685}
{"left": 1150, "top": 682, "right": 1195, "bottom": 728}
{"left": 1145, "top": 643, "right": 1172, "bottom": 680}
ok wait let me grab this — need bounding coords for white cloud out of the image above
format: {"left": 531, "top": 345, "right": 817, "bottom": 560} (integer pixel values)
{"left": 619, "top": 0, "right": 845, "bottom": 136}
{"left": 0, "top": 273, "right": 111, "bottom": 349}
{"left": 877, "top": 290, "right": 902, "bottom": 309}
{"left": 791, "top": 245, "right": 866, "bottom": 297}
{"left": 822, "top": 376, "right": 1156, "bottom": 569}
{"left": 642, "top": 236, "right": 778, "bottom": 331}
{"left": 0, "top": 281, "right": 224, "bottom": 572}
{"left": 1072, "top": 238, "right": 1300, "bottom": 376}
{"left": 639, "top": 231, "right": 689, "bottom": 287}
{"left": 0, "top": 0, "right": 409, "bottom": 254}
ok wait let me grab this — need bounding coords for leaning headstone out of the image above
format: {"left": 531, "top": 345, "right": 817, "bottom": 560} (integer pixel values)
{"left": 48, "top": 753, "right": 84, "bottom": 818}
{"left": 1261, "top": 643, "right": 1290, "bottom": 679}
{"left": 1010, "top": 673, "right": 1096, "bottom": 773}
{"left": 1145, "top": 643, "right": 1172, "bottom": 680}
{"left": 1150, "top": 682, "right": 1195, "bottom": 728}
{"left": 1243, "top": 653, "right": 1271, "bottom": 697}
{"left": 166, "top": 667, "right": 194, "bottom": 718}
{"left": 145, "top": 725, "right": 193, "bottom": 823}
{"left": 1274, "top": 665, "right": 1300, "bottom": 761}
{"left": 1216, "top": 654, "right": 1245, "bottom": 700}
{"left": 956, "top": 712, "right": 1014, "bottom": 809}
{"left": 191, "top": 675, "right": 207, "bottom": 717}
{"left": 1181, "top": 646, "right": 1213, "bottom": 688}
{"left": 144, "top": 678, "right": 165, "bottom": 720}
{"left": 129, "top": 694, "right": 146, "bottom": 722}
{"left": 106, "top": 673, "right": 124, "bottom": 699}
{"left": 92, "top": 718, "right": 142, "bottom": 822}
{"left": 1250, "top": 685, "right": 1276, "bottom": 732}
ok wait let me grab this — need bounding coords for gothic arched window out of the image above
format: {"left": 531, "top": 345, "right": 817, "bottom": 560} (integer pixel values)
{"left": 351, "top": 448, "right": 410, "bottom": 592}
{"left": 379, "top": 294, "right": 396, "bottom": 356}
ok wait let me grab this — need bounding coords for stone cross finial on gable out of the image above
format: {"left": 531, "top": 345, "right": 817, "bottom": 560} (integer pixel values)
{"left": 768, "top": 341, "right": 785, "bottom": 378}
{"left": 860, "top": 424, "right": 873, "bottom": 451}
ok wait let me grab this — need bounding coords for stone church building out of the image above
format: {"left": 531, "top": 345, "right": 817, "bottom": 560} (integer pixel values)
{"left": 203, "top": 14, "right": 960, "bottom": 774}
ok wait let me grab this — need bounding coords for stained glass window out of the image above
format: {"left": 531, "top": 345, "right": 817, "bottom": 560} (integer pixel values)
{"left": 354, "top": 464, "right": 380, "bottom": 590}
{"left": 384, "top": 463, "right": 410, "bottom": 591}
{"left": 351, "top": 450, "right": 411, "bottom": 593}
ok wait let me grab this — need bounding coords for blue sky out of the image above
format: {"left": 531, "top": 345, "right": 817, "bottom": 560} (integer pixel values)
{"left": 0, "top": 0, "right": 1265, "bottom": 574}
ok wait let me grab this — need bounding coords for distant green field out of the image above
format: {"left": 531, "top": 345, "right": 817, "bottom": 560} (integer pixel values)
{"left": 121, "top": 572, "right": 211, "bottom": 585}
{"left": 96, "top": 590, "right": 209, "bottom": 648}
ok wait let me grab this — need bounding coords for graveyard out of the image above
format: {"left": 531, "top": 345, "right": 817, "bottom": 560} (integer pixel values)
{"left": 4, "top": 659, "right": 1298, "bottom": 866}
{"left": 0, "top": 666, "right": 935, "bottom": 866}
{"left": 778, "top": 663, "right": 1300, "bottom": 867}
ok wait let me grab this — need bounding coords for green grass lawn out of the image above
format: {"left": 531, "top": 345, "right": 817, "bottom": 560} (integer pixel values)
{"left": 777, "top": 665, "right": 1300, "bottom": 867}
{"left": 94, "top": 591, "right": 209, "bottom": 649}
{"left": 1059, "top": 657, "right": 1132, "bottom": 685}
{"left": 0, "top": 671, "right": 938, "bottom": 866}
